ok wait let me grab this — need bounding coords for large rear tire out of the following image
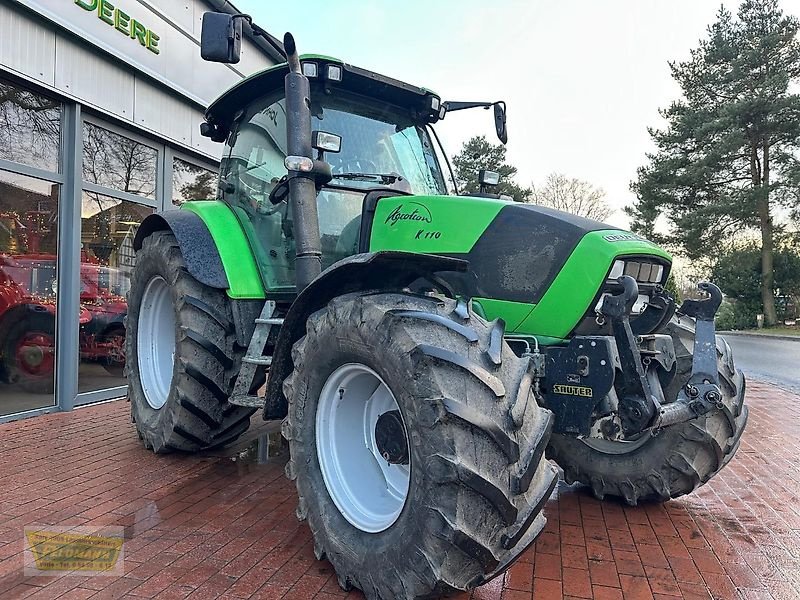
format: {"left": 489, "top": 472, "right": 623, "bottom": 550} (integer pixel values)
{"left": 126, "top": 231, "right": 255, "bottom": 453}
{"left": 282, "top": 292, "right": 557, "bottom": 599}
{"left": 546, "top": 315, "right": 747, "bottom": 505}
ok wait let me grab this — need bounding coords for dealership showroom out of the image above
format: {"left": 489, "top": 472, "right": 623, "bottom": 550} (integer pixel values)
{"left": 0, "top": 0, "right": 279, "bottom": 421}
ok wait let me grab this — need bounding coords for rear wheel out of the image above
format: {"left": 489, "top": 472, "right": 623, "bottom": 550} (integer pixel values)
{"left": 126, "top": 231, "right": 255, "bottom": 453}
{"left": 282, "top": 292, "right": 557, "bottom": 599}
{"left": 546, "top": 315, "right": 747, "bottom": 505}
{"left": 2, "top": 314, "right": 56, "bottom": 394}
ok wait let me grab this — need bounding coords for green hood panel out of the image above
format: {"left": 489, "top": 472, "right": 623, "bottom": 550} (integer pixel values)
{"left": 515, "top": 230, "right": 671, "bottom": 339}
{"left": 368, "top": 194, "right": 508, "bottom": 253}
{"left": 181, "top": 201, "right": 266, "bottom": 299}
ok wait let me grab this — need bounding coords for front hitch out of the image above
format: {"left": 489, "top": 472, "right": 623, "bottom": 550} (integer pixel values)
{"left": 652, "top": 282, "right": 724, "bottom": 429}
{"left": 599, "top": 279, "right": 724, "bottom": 434}
{"left": 599, "top": 276, "right": 658, "bottom": 434}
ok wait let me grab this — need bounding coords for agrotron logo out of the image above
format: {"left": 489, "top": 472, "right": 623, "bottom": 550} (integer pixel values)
{"left": 384, "top": 203, "right": 432, "bottom": 227}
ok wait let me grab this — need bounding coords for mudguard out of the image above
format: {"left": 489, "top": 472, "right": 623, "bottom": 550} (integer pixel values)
{"left": 262, "top": 251, "right": 469, "bottom": 420}
{"left": 134, "top": 210, "right": 229, "bottom": 290}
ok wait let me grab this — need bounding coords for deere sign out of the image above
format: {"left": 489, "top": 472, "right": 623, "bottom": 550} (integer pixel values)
{"left": 74, "top": 0, "right": 160, "bottom": 55}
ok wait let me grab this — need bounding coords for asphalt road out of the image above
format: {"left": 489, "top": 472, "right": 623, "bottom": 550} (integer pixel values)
{"left": 721, "top": 333, "right": 800, "bottom": 395}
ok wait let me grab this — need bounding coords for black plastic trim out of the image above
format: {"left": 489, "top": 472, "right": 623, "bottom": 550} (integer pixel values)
{"left": 133, "top": 211, "right": 228, "bottom": 290}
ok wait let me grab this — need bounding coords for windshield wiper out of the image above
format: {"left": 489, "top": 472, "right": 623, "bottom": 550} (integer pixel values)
{"left": 332, "top": 172, "right": 402, "bottom": 184}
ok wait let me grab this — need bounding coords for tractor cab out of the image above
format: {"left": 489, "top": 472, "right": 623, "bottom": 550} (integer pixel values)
{"left": 202, "top": 56, "right": 455, "bottom": 294}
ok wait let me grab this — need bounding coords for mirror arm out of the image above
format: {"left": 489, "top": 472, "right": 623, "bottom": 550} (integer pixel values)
{"left": 442, "top": 100, "right": 496, "bottom": 112}
{"left": 228, "top": 12, "right": 288, "bottom": 60}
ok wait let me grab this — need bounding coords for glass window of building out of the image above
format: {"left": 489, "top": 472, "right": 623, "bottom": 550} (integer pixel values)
{"left": 172, "top": 158, "right": 217, "bottom": 206}
{"left": 0, "top": 171, "right": 60, "bottom": 415}
{"left": 0, "top": 79, "right": 61, "bottom": 172}
{"left": 78, "top": 192, "right": 152, "bottom": 394}
{"left": 82, "top": 122, "right": 157, "bottom": 199}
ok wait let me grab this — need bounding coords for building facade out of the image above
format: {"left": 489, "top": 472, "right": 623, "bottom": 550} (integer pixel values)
{"left": 0, "top": 0, "right": 277, "bottom": 421}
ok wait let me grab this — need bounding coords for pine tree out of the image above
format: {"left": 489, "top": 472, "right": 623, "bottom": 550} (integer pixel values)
{"left": 627, "top": 0, "right": 800, "bottom": 325}
{"left": 452, "top": 136, "right": 531, "bottom": 201}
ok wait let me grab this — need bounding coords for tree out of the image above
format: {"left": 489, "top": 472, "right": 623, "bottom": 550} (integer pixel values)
{"left": 452, "top": 136, "right": 531, "bottom": 201}
{"left": 530, "top": 173, "right": 612, "bottom": 221}
{"left": 627, "top": 0, "right": 800, "bottom": 326}
{"left": 712, "top": 239, "right": 800, "bottom": 327}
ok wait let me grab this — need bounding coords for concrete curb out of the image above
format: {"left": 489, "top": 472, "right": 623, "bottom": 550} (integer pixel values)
{"left": 719, "top": 331, "right": 800, "bottom": 343}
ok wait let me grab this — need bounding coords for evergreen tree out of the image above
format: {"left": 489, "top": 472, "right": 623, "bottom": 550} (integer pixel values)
{"left": 627, "top": 0, "right": 800, "bottom": 325}
{"left": 452, "top": 136, "right": 531, "bottom": 201}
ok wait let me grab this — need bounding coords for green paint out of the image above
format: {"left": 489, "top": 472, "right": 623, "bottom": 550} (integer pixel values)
{"left": 515, "top": 230, "right": 672, "bottom": 338}
{"left": 472, "top": 297, "right": 536, "bottom": 331}
{"left": 181, "top": 201, "right": 265, "bottom": 299}
{"left": 73, "top": 0, "right": 160, "bottom": 55}
{"left": 130, "top": 20, "right": 146, "bottom": 45}
{"left": 114, "top": 8, "right": 129, "bottom": 35}
{"left": 368, "top": 194, "right": 506, "bottom": 253}
{"left": 97, "top": 0, "right": 113, "bottom": 25}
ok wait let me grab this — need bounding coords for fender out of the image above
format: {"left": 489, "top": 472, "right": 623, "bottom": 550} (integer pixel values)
{"left": 262, "top": 251, "right": 469, "bottom": 420}
{"left": 133, "top": 202, "right": 265, "bottom": 299}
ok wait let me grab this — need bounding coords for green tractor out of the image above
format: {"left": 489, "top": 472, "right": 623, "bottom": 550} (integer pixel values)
{"left": 126, "top": 13, "right": 747, "bottom": 599}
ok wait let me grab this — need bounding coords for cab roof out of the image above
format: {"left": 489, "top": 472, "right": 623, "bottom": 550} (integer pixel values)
{"left": 205, "top": 54, "right": 441, "bottom": 132}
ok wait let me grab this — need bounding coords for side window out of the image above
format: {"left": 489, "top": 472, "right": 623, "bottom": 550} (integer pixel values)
{"left": 220, "top": 98, "right": 288, "bottom": 215}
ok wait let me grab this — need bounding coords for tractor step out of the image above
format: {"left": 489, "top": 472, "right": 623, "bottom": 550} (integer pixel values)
{"left": 228, "top": 394, "right": 265, "bottom": 408}
{"left": 229, "top": 300, "right": 281, "bottom": 410}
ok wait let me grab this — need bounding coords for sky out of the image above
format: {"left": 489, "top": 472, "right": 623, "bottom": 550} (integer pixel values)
{"left": 235, "top": 0, "right": 756, "bottom": 228}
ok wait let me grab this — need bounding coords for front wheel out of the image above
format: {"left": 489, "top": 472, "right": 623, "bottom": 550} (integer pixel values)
{"left": 546, "top": 315, "right": 748, "bottom": 505}
{"left": 282, "top": 292, "right": 557, "bottom": 599}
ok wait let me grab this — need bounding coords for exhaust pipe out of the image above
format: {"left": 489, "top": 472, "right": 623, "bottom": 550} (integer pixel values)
{"left": 283, "top": 32, "right": 322, "bottom": 291}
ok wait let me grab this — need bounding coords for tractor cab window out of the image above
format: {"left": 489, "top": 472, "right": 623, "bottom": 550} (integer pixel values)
{"left": 220, "top": 89, "right": 447, "bottom": 292}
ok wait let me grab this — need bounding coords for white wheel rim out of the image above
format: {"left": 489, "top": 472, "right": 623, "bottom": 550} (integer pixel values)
{"left": 316, "top": 363, "right": 410, "bottom": 533}
{"left": 137, "top": 276, "right": 175, "bottom": 410}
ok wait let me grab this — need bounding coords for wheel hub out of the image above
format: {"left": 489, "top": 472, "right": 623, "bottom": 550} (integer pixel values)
{"left": 21, "top": 344, "right": 44, "bottom": 368}
{"left": 137, "top": 276, "right": 176, "bottom": 410}
{"left": 316, "top": 363, "right": 411, "bottom": 533}
{"left": 375, "top": 410, "right": 409, "bottom": 465}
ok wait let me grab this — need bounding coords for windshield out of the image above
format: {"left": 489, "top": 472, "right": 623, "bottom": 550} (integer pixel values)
{"left": 219, "top": 89, "right": 448, "bottom": 292}
{"left": 221, "top": 89, "right": 447, "bottom": 202}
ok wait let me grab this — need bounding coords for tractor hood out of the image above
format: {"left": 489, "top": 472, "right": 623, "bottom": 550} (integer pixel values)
{"left": 365, "top": 193, "right": 672, "bottom": 339}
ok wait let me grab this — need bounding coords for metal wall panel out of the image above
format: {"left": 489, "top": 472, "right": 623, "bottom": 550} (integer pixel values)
{"left": 0, "top": 1, "right": 55, "bottom": 86}
{"left": 148, "top": 0, "right": 194, "bottom": 33}
{"left": 55, "top": 33, "right": 135, "bottom": 120}
{"left": 13, "top": 0, "right": 275, "bottom": 107}
{"left": 134, "top": 77, "right": 197, "bottom": 148}
{"left": 3, "top": 0, "right": 276, "bottom": 159}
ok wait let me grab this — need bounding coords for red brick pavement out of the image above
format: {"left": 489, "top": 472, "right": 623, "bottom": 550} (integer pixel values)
{"left": 0, "top": 380, "right": 798, "bottom": 599}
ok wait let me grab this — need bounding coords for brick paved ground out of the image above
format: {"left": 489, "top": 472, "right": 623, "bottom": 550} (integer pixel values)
{"left": 0, "top": 380, "right": 798, "bottom": 599}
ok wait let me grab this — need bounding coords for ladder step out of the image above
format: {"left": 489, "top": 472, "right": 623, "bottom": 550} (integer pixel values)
{"left": 255, "top": 318, "right": 284, "bottom": 325}
{"left": 228, "top": 395, "right": 265, "bottom": 408}
{"left": 243, "top": 356, "right": 272, "bottom": 366}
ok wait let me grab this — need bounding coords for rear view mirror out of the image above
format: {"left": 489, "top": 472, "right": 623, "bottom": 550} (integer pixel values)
{"left": 493, "top": 102, "right": 508, "bottom": 144}
{"left": 201, "top": 12, "right": 242, "bottom": 64}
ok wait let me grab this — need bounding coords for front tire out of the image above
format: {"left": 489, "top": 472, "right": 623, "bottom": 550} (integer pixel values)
{"left": 282, "top": 292, "right": 557, "bottom": 599}
{"left": 546, "top": 315, "right": 748, "bottom": 505}
{"left": 126, "top": 231, "right": 255, "bottom": 453}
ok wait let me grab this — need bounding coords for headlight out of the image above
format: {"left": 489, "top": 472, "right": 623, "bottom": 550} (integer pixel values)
{"left": 607, "top": 260, "right": 666, "bottom": 284}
